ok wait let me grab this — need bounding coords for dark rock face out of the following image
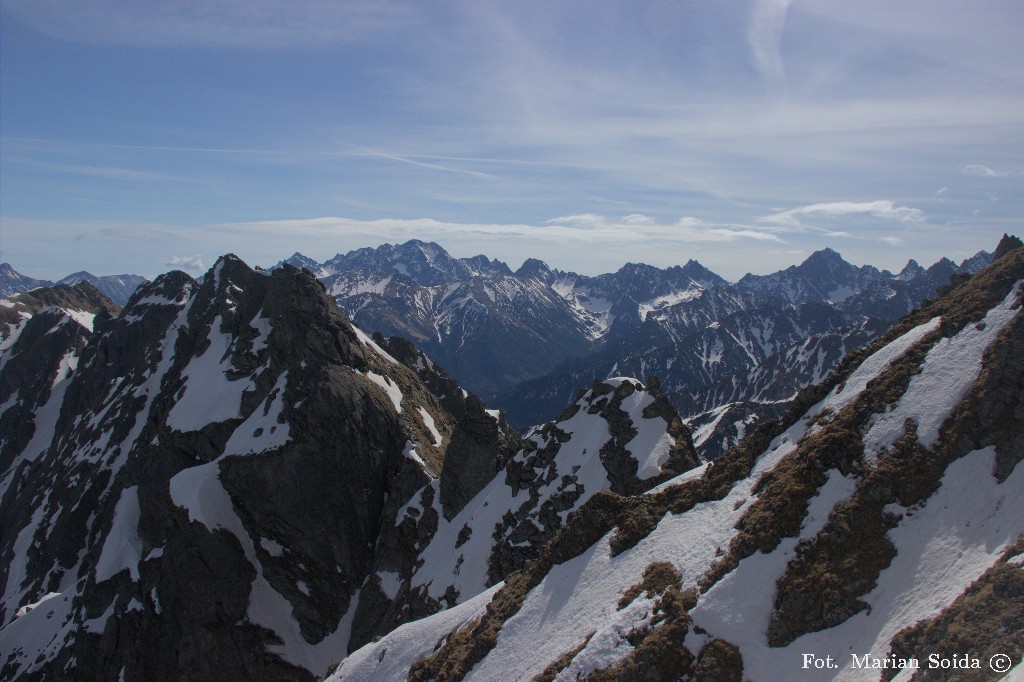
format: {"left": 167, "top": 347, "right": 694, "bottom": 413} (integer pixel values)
{"left": 346, "top": 377, "right": 703, "bottom": 652}
{"left": 0, "top": 282, "right": 119, "bottom": 475}
{"left": 0, "top": 256, "right": 460, "bottom": 681}
{"left": 995, "top": 232, "right": 1024, "bottom": 259}
{"left": 372, "top": 334, "right": 469, "bottom": 420}
{"left": 439, "top": 395, "right": 520, "bottom": 519}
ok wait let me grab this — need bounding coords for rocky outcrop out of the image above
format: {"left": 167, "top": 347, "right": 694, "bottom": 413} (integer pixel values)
{"left": 439, "top": 395, "right": 519, "bottom": 520}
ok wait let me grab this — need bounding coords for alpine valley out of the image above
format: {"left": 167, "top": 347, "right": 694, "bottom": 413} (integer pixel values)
{"left": 1, "top": 236, "right": 1022, "bottom": 681}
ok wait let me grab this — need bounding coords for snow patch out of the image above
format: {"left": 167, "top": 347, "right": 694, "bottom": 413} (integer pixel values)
{"left": 817, "top": 316, "right": 941, "bottom": 418}
{"left": 352, "top": 325, "right": 399, "bottom": 364}
{"left": 94, "top": 486, "right": 143, "bottom": 582}
{"left": 221, "top": 372, "right": 291, "bottom": 456}
{"left": 65, "top": 309, "right": 96, "bottom": 331}
{"left": 366, "top": 371, "right": 403, "bottom": 413}
{"left": 329, "top": 583, "right": 502, "bottom": 682}
{"left": 417, "top": 407, "right": 443, "bottom": 447}
{"left": 167, "top": 315, "right": 253, "bottom": 431}
{"left": 618, "top": 390, "right": 674, "bottom": 479}
{"left": 378, "top": 571, "right": 402, "bottom": 601}
{"left": 14, "top": 592, "right": 61, "bottom": 619}
{"left": 260, "top": 537, "right": 284, "bottom": 557}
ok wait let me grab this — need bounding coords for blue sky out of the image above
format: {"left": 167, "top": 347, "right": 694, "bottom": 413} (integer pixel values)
{"left": 1, "top": 0, "right": 1022, "bottom": 280}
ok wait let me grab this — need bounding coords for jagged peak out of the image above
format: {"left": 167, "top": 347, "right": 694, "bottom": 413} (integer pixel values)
{"left": 896, "top": 259, "right": 925, "bottom": 280}
{"left": 676, "top": 259, "right": 725, "bottom": 285}
{"left": 515, "top": 257, "right": 552, "bottom": 279}
{"left": 2, "top": 280, "right": 121, "bottom": 321}
{"left": 994, "top": 233, "right": 1023, "bottom": 259}
{"left": 460, "top": 254, "right": 513, "bottom": 277}
{"left": 799, "top": 247, "right": 852, "bottom": 271}
{"left": 57, "top": 270, "right": 95, "bottom": 281}
{"left": 207, "top": 253, "right": 253, "bottom": 287}
{"left": 125, "top": 269, "right": 196, "bottom": 306}
{"left": 615, "top": 262, "right": 660, "bottom": 277}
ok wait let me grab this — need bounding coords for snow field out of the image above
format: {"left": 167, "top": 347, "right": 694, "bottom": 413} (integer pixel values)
{"left": 464, "top": 416, "right": 811, "bottom": 681}
{"left": 166, "top": 315, "right": 252, "bottom": 431}
{"left": 328, "top": 584, "right": 503, "bottom": 681}
{"left": 863, "top": 281, "right": 1022, "bottom": 459}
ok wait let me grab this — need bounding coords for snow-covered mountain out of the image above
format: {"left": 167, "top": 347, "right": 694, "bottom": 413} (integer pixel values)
{"left": 1, "top": 257, "right": 466, "bottom": 679}
{"left": 56, "top": 271, "right": 149, "bottom": 307}
{"left": 329, "top": 238, "right": 1024, "bottom": 682}
{"left": 0, "top": 263, "right": 52, "bottom": 299}
{"left": 0, "top": 255, "right": 700, "bottom": 680}
{"left": 1, "top": 238, "right": 1021, "bottom": 681}
{"left": 276, "top": 241, "right": 993, "bottom": 458}
{"left": 0, "top": 263, "right": 147, "bottom": 305}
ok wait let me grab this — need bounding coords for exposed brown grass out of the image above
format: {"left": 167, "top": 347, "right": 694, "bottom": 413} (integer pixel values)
{"left": 532, "top": 632, "right": 594, "bottom": 682}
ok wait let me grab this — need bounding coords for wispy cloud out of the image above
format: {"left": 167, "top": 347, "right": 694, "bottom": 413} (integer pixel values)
{"left": 8, "top": 155, "right": 185, "bottom": 182}
{"left": 166, "top": 255, "right": 205, "bottom": 271}
{"left": 218, "top": 213, "right": 783, "bottom": 247}
{"left": 748, "top": 0, "right": 793, "bottom": 83}
{"left": 352, "top": 149, "right": 503, "bottom": 181}
{"left": 545, "top": 214, "right": 784, "bottom": 243}
{"left": 761, "top": 200, "right": 926, "bottom": 228}
{"left": 962, "top": 164, "right": 1007, "bottom": 177}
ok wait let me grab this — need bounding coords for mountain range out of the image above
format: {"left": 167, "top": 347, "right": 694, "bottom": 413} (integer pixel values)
{"left": 272, "top": 240, "right": 992, "bottom": 459}
{"left": 0, "top": 235, "right": 1021, "bottom": 680}
{"left": 0, "top": 263, "right": 147, "bottom": 306}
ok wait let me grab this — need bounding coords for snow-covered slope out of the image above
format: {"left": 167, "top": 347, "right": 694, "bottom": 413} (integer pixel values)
{"left": 345, "top": 376, "right": 702, "bottom": 652}
{"left": 330, "top": 244, "right": 1024, "bottom": 681}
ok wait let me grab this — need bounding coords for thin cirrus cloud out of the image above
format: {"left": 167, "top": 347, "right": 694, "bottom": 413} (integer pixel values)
{"left": 747, "top": 0, "right": 793, "bottom": 83}
{"left": 545, "top": 214, "right": 783, "bottom": 243}
{"left": 218, "top": 213, "right": 782, "bottom": 247}
{"left": 760, "top": 201, "right": 926, "bottom": 228}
